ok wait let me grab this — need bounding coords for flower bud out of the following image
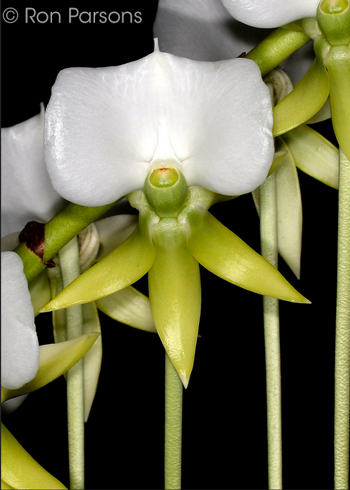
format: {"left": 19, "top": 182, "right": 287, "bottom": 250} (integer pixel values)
{"left": 144, "top": 166, "right": 188, "bottom": 218}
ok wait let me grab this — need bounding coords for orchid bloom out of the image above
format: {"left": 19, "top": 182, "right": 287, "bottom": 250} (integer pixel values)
{"left": 1, "top": 252, "right": 39, "bottom": 390}
{"left": 42, "top": 42, "right": 310, "bottom": 386}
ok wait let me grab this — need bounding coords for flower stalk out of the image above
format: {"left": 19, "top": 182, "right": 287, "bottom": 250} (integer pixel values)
{"left": 259, "top": 172, "right": 283, "bottom": 489}
{"left": 164, "top": 354, "right": 183, "bottom": 490}
{"left": 334, "top": 148, "right": 350, "bottom": 489}
{"left": 58, "top": 237, "right": 85, "bottom": 490}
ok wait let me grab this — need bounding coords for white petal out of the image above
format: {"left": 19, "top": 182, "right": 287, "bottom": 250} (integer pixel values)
{"left": 222, "top": 0, "right": 320, "bottom": 28}
{"left": 45, "top": 50, "right": 273, "bottom": 205}
{"left": 154, "top": 0, "right": 268, "bottom": 61}
{"left": 1, "top": 252, "right": 39, "bottom": 389}
{"left": 1, "top": 106, "right": 66, "bottom": 237}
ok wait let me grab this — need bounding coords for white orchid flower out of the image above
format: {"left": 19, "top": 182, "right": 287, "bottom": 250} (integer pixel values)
{"left": 153, "top": 0, "right": 315, "bottom": 84}
{"left": 44, "top": 41, "right": 274, "bottom": 207}
{"left": 1, "top": 252, "right": 39, "bottom": 390}
{"left": 222, "top": 0, "right": 320, "bottom": 28}
{"left": 1, "top": 106, "right": 66, "bottom": 238}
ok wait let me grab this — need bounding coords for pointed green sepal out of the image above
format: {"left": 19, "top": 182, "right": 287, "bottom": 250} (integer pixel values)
{"left": 253, "top": 141, "right": 303, "bottom": 278}
{"left": 274, "top": 138, "right": 303, "bottom": 278}
{"left": 1, "top": 423, "right": 67, "bottom": 489}
{"left": 282, "top": 124, "right": 339, "bottom": 188}
{"left": 81, "top": 303, "right": 102, "bottom": 421}
{"left": 326, "top": 46, "right": 350, "bottom": 161}
{"left": 273, "top": 58, "right": 330, "bottom": 136}
{"left": 40, "top": 225, "right": 155, "bottom": 311}
{"left": 186, "top": 211, "right": 309, "bottom": 303}
{"left": 96, "top": 286, "right": 156, "bottom": 333}
{"left": 148, "top": 219, "right": 201, "bottom": 388}
{"left": 1, "top": 332, "right": 99, "bottom": 403}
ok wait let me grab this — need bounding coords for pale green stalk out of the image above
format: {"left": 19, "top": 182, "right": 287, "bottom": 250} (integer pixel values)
{"left": 259, "top": 172, "right": 283, "bottom": 489}
{"left": 164, "top": 354, "right": 183, "bottom": 490}
{"left": 58, "top": 237, "right": 85, "bottom": 490}
{"left": 334, "top": 148, "right": 350, "bottom": 489}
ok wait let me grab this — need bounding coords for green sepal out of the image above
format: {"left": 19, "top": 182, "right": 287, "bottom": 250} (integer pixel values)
{"left": 253, "top": 139, "right": 303, "bottom": 278}
{"left": 148, "top": 219, "right": 201, "bottom": 388}
{"left": 246, "top": 26, "right": 311, "bottom": 76}
{"left": 273, "top": 58, "right": 330, "bottom": 136}
{"left": 185, "top": 211, "right": 309, "bottom": 303}
{"left": 1, "top": 423, "right": 67, "bottom": 489}
{"left": 40, "top": 224, "right": 155, "bottom": 311}
{"left": 274, "top": 138, "right": 303, "bottom": 278}
{"left": 81, "top": 302, "right": 102, "bottom": 422}
{"left": 28, "top": 270, "right": 52, "bottom": 316}
{"left": 282, "top": 124, "right": 339, "bottom": 188}
{"left": 326, "top": 45, "right": 350, "bottom": 161}
{"left": 1, "top": 332, "right": 99, "bottom": 403}
{"left": 96, "top": 286, "right": 156, "bottom": 333}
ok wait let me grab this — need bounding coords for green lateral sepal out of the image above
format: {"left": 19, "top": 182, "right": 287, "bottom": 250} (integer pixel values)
{"left": 96, "top": 286, "right": 156, "bottom": 333}
{"left": 184, "top": 210, "right": 309, "bottom": 303}
{"left": 1, "top": 424, "right": 67, "bottom": 490}
{"left": 274, "top": 138, "right": 303, "bottom": 278}
{"left": 282, "top": 124, "right": 339, "bottom": 188}
{"left": 41, "top": 222, "right": 155, "bottom": 311}
{"left": 273, "top": 58, "right": 330, "bottom": 136}
{"left": 148, "top": 219, "right": 201, "bottom": 388}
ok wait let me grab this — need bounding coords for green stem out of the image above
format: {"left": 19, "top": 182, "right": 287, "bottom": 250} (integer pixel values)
{"left": 15, "top": 201, "right": 117, "bottom": 282}
{"left": 334, "top": 148, "right": 350, "bottom": 489}
{"left": 58, "top": 237, "right": 85, "bottom": 490}
{"left": 164, "top": 354, "right": 183, "bottom": 490}
{"left": 259, "top": 172, "right": 283, "bottom": 489}
{"left": 246, "top": 27, "right": 311, "bottom": 76}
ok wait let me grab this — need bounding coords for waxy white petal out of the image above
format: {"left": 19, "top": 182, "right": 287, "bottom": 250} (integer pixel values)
{"left": 45, "top": 48, "right": 273, "bottom": 206}
{"left": 222, "top": 0, "right": 320, "bottom": 28}
{"left": 1, "top": 252, "right": 39, "bottom": 389}
{"left": 1, "top": 106, "right": 65, "bottom": 237}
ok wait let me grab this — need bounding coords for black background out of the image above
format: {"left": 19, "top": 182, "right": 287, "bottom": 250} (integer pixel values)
{"left": 1, "top": 2, "right": 338, "bottom": 489}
